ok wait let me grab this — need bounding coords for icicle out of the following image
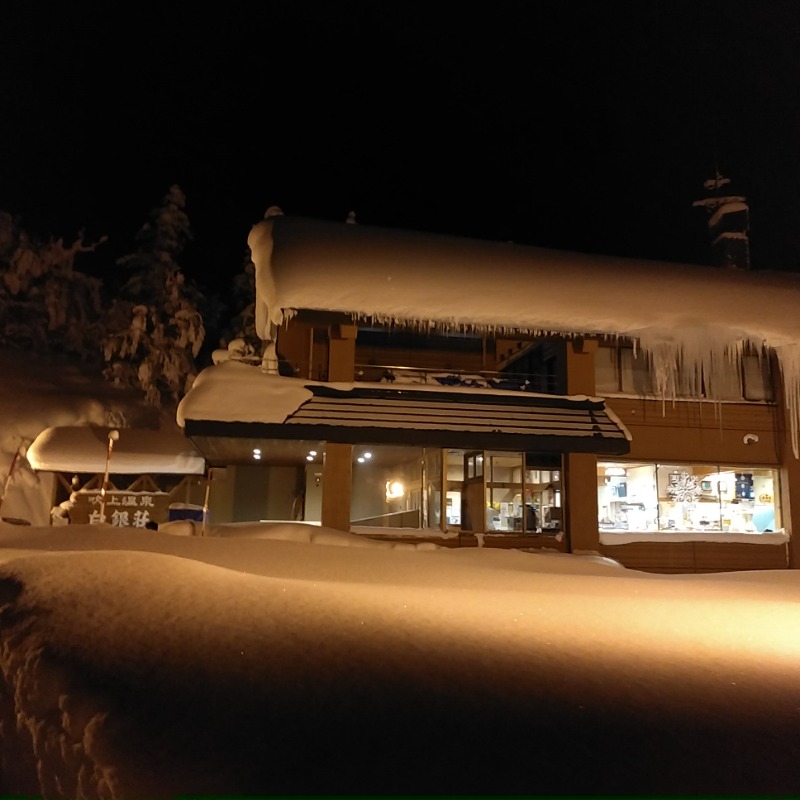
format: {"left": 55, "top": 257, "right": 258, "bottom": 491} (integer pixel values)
{"left": 774, "top": 343, "right": 800, "bottom": 459}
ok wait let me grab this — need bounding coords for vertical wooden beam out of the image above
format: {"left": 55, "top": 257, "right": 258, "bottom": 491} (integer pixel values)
{"left": 775, "top": 359, "right": 800, "bottom": 568}
{"left": 564, "top": 338, "right": 600, "bottom": 553}
{"left": 321, "top": 442, "right": 353, "bottom": 532}
{"left": 564, "top": 453, "right": 600, "bottom": 552}
{"left": 328, "top": 323, "right": 358, "bottom": 382}
{"left": 277, "top": 320, "right": 314, "bottom": 378}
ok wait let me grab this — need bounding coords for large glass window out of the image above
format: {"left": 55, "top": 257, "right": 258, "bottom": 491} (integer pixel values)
{"left": 350, "top": 445, "right": 426, "bottom": 529}
{"left": 445, "top": 449, "right": 464, "bottom": 528}
{"left": 598, "top": 461, "right": 781, "bottom": 534}
{"left": 466, "top": 450, "right": 563, "bottom": 535}
{"left": 352, "top": 447, "right": 564, "bottom": 534}
{"left": 596, "top": 344, "right": 773, "bottom": 401}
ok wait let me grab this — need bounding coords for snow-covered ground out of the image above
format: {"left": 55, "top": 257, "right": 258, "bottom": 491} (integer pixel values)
{"left": 2, "top": 349, "right": 800, "bottom": 797}
{"left": 0, "top": 519, "right": 799, "bottom": 797}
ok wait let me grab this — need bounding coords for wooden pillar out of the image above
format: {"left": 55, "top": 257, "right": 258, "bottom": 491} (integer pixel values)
{"left": 564, "top": 337, "right": 600, "bottom": 553}
{"left": 563, "top": 453, "right": 600, "bottom": 552}
{"left": 780, "top": 458, "right": 800, "bottom": 568}
{"left": 328, "top": 323, "right": 358, "bottom": 382}
{"left": 277, "top": 321, "right": 313, "bottom": 378}
{"left": 775, "top": 360, "right": 800, "bottom": 568}
{"left": 321, "top": 442, "right": 353, "bottom": 532}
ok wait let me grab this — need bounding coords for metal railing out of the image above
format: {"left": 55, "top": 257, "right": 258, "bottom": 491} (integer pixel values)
{"left": 218, "top": 353, "right": 561, "bottom": 394}
{"left": 353, "top": 363, "right": 561, "bottom": 394}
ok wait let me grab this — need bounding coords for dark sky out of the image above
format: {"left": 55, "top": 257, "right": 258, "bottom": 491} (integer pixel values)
{"left": 3, "top": 1, "right": 800, "bottom": 290}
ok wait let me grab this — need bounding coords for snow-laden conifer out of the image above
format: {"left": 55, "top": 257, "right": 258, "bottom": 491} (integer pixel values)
{"left": 0, "top": 211, "right": 105, "bottom": 357}
{"left": 102, "top": 186, "right": 206, "bottom": 408}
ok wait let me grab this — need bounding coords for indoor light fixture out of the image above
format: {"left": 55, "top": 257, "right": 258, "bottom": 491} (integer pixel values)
{"left": 604, "top": 467, "right": 626, "bottom": 477}
{"left": 385, "top": 480, "right": 405, "bottom": 500}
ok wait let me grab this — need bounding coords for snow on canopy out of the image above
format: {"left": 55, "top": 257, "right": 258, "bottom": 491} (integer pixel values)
{"left": 176, "top": 359, "right": 631, "bottom": 447}
{"left": 27, "top": 426, "right": 205, "bottom": 475}
{"left": 248, "top": 215, "right": 800, "bottom": 455}
{"left": 178, "top": 360, "right": 314, "bottom": 426}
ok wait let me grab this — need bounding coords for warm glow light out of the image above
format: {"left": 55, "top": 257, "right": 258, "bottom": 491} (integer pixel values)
{"left": 253, "top": 448, "right": 261, "bottom": 455}
{"left": 253, "top": 453, "right": 261, "bottom": 460}
{"left": 309, "top": 450, "right": 317, "bottom": 457}
{"left": 605, "top": 467, "right": 626, "bottom": 476}
{"left": 357, "top": 457, "right": 365, "bottom": 463}
{"left": 385, "top": 479, "right": 405, "bottom": 500}
{"left": 363, "top": 452, "right": 372, "bottom": 459}
{"left": 306, "top": 455, "right": 314, "bottom": 461}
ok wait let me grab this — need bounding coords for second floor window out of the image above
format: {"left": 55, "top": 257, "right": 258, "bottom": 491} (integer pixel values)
{"left": 596, "top": 344, "right": 773, "bottom": 402}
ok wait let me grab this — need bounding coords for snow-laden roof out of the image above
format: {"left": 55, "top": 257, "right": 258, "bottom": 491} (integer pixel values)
{"left": 27, "top": 426, "right": 206, "bottom": 475}
{"left": 249, "top": 214, "right": 800, "bottom": 345}
{"left": 247, "top": 215, "right": 800, "bottom": 456}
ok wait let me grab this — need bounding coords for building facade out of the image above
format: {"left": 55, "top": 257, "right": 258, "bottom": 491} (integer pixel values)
{"left": 179, "top": 213, "right": 800, "bottom": 573}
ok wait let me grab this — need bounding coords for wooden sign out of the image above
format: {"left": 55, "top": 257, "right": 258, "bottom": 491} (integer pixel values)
{"left": 69, "top": 491, "right": 171, "bottom": 527}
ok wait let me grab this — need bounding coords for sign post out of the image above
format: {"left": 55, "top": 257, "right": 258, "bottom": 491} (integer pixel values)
{"left": 99, "top": 430, "right": 119, "bottom": 523}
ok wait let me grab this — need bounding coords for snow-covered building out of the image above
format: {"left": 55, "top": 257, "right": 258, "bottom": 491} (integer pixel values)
{"left": 178, "top": 213, "right": 800, "bottom": 572}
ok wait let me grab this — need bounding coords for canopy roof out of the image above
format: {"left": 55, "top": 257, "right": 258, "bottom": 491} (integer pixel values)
{"left": 179, "top": 362, "right": 631, "bottom": 462}
{"left": 27, "top": 426, "right": 206, "bottom": 475}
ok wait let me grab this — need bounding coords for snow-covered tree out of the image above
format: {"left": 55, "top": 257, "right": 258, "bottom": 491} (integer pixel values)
{"left": 102, "top": 186, "right": 206, "bottom": 408}
{"left": 209, "top": 251, "right": 262, "bottom": 366}
{"left": 0, "top": 211, "right": 105, "bottom": 358}
{"left": 223, "top": 251, "right": 260, "bottom": 348}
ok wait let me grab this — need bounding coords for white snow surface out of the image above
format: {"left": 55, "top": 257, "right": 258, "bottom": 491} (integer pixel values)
{"left": 1, "top": 346, "right": 800, "bottom": 796}
{"left": 25, "top": 425, "right": 205, "bottom": 475}
{"left": 0, "top": 519, "right": 799, "bottom": 797}
{"left": 248, "top": 215, "right": 800, "bottom": 454}
{"left": 177, "top": 359, "right": 314, "bottom": 425}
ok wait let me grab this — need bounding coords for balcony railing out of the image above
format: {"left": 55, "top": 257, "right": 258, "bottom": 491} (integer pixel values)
{"left": 354, "top": 363, "right": 560, "bottom": 394}
{"left": 221, "top": 354, "right": 561, "bottom": 395}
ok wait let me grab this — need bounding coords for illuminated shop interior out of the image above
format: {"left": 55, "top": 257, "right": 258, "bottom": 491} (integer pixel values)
{"left": 597, "top": 461, "right": 780, "bottom": 534}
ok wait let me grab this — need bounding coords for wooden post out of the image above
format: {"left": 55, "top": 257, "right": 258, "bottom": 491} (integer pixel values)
{"left": 201, "top": 467, "right": 212, "bottom": 536}
{"left": 99, "top": 430, "right": 119, "bottom": 523}
{"left": 0, "top": 444, "right": 28, "bottom": 515}
{"left": 564, "top": 339, "right": 600, "bottom": 553}
{"left": 321, "top": 443, "right": 353, "bottom": 532}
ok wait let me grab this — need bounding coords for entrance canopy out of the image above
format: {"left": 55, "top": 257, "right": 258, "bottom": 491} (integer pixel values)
{"left": 179, "top": 362, "right": 631, "bottom": 464}
{"left": 27, "top": 426, "right": 206, "bottom": 475}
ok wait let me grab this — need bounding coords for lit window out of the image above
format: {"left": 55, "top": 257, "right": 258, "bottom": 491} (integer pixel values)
{"left": 597, "top": 461, "right": 781, "bottom": 535}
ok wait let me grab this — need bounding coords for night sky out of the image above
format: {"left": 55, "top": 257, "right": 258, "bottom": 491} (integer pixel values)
{"left": 3, "top": 1, "right": 800, "bottom": 290}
